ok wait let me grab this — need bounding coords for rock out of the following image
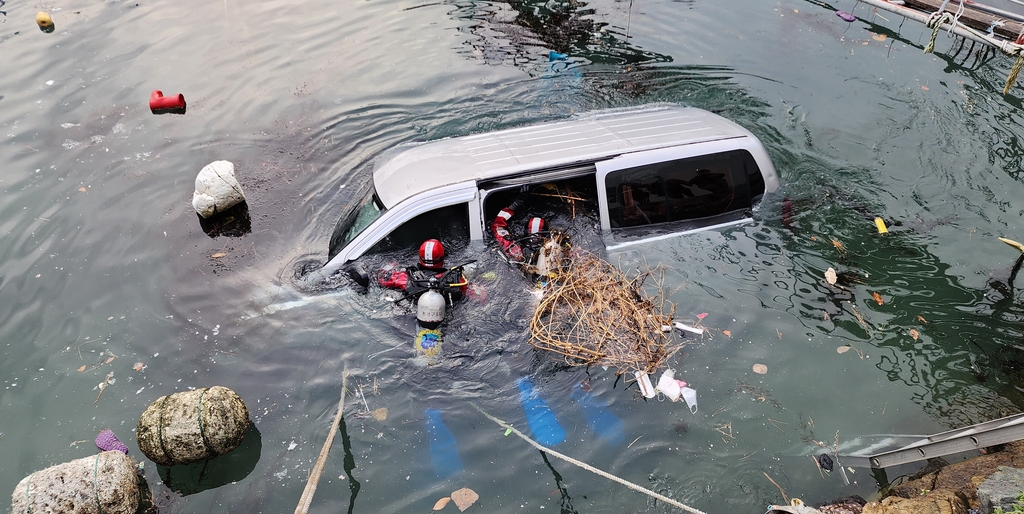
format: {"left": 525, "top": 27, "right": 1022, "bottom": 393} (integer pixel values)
{"left": 817, "top": 495, "right": 867, "bottom": 514}
{"left": 11, "top": 451, "right": 140, "bottom": 514}
{"left": 862, "top": 490, "right": 968, "bottom": 514}
{"left": 192, "top": 161, "right": 246, "bottom": 218}
{"left": 977, "top": 466, "right": 1024, "bottom": 514}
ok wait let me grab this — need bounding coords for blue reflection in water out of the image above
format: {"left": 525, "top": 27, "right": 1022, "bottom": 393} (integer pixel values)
{"left": 425, "top": 408, "right": 464, "bottom": 478}
{"left": 516, "top": 376, "right": 566, "bottom": 446}
{"left": 570, "top": 383, "right": 625, "bottom": 445}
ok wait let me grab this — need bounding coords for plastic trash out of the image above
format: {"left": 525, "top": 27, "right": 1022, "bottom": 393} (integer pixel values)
{"left": 680, "top": 387, "right": 698, "bottom": 414}
{"left": 425, "top": 408, "right": 464, "bottom": 478}
{"left": 836, "top": 10, "right": 856, "bottom": 22}
{"left": 656, "top": 369, "right": 682, "bottom": 402}
{"left": 570, "top": 384, "right": 624, "bottom": 445}
{"left": 768, "top": 498, "right": 824, "bottom": 514}
{"left": 673, "top": 322, "right": 704, "bottom": 335}
{"left": 95, "top": 429, "right": 129, "bottom": 454}
{"left": 635, "top": 371, "right": 656, "bottom": 398}
{"left": 36, "top": 12, "right": 54, "bottom": 33}
{"left": 874, "top": 217, "right": 888, "bottom": 234}
{"left": 516, "top": 377, "right": 566, "bottom": 446}
{"left": 149, "top": 90, "right": 186, "bottom": 114}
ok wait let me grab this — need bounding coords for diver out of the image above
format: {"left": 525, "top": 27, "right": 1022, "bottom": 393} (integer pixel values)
{"left": 377, "top": 238, "right": 472, "bottom": 328}
{"left": 492, "top": 196, "right": 546, "bottom": 264}
{"left": 491, "top": 187, "right": 569, "bottom": 279}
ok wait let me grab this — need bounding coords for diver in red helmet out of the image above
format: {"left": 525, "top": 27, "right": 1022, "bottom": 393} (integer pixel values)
{"left": 492, "top": 198, "right": 547, "bottom": 263}
{"left": 419, "top": 239, "right": 445, "bottom": 269}
{"left": 377, "top": 238, "right": 469, "bottom": 300}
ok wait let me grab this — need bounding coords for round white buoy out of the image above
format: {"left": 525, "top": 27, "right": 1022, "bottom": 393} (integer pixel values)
{"left": 192, "top": 160, "right": 246, "bottom": 218}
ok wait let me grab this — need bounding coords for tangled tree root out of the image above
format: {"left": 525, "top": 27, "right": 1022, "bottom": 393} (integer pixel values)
{"left": 529, "top": 251, "right": 681, "bottom": 375}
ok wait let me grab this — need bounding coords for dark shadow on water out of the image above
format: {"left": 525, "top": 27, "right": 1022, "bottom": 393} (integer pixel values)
{"left": 157, "top": 423, "right": 262, "bottom": 496}
{"left": 198, "top": 202, "right": 252, "bottom": 238}
{"left": 340, "top": 417, "right": 361, "bottom": 514}
{"left": 540, "top": 450, "right": 579, "bottom": 514}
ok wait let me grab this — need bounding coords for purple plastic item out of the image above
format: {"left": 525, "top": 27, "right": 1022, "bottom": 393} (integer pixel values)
{"left": 95, "top": 429, "right": 129, "bottom": 454}
{"left": 836, "top": 10, "right": 856, "bottom": 22}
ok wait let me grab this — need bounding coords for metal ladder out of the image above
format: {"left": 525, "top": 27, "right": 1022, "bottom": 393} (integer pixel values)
{"left": 841, "top": 413, "right": 1024, "bottom": 469}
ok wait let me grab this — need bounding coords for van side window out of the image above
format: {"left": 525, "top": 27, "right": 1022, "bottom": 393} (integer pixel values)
{"left": 605, "top": 150, "right": 763, "bottom": 229}
{"left": 367, "top": 203, "right": 471, "bottom": 254}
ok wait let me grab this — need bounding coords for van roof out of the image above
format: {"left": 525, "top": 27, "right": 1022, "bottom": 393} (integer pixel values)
{"left": 373, "top": 104, "right": 752, "bottom": 208}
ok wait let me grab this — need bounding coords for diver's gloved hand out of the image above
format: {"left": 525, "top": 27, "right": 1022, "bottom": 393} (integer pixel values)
{"left": 508, "top": 184, "right": 531, "bottom": 211}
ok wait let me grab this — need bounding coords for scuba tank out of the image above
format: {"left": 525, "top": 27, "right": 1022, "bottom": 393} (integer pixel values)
{"left": 416, "top": 277, "right": 446, "bottom": 329}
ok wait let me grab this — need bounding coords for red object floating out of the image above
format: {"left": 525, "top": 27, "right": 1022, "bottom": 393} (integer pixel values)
{"left": 149, "top": 90, "right": 186, "bottom": 114}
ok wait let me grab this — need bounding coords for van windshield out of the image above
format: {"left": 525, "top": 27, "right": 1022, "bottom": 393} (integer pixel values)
{"left": 328, "top": 189, "right": 386, "bottom": 260}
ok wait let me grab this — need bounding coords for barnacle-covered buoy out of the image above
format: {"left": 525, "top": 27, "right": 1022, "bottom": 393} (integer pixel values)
{"left": 11, "top": 451, "right": 140, "bottom": 514}
{"left": 136, "top": 386, "right": 250, "bottom": 466}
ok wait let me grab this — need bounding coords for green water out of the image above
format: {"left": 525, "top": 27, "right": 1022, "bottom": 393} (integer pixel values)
{"left": 3, "top": 0, "right": 1024, "bottom": 512}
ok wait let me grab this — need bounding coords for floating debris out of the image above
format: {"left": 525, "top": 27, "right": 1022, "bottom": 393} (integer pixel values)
{"left": 530, "top": 252, "right": 680, "bottom": 375}
{"left": 450, "top": 487, "right": 479, "bottom": 512}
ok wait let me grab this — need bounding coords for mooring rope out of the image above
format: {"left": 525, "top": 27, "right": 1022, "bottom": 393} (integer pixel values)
{"left": 1005, "top": 51, "right": 1024, "bottom": 94}
{"left": 294, "top": 369, "right": 348, "bottom": 514}
{"left": 925, "top": 12, "right": 956, "bottom": 53}
{"left": 472, "top": 403, "right": 708, "bottom": 514}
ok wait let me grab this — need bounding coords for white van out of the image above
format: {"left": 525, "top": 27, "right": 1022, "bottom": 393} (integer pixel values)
{"left": 318, "top": 104, "right": 779, "bottom": 282}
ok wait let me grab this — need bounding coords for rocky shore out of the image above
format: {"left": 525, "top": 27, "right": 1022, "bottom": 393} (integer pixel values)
{"left": 775, "top": 442, "right": 1024, "bottom": 514}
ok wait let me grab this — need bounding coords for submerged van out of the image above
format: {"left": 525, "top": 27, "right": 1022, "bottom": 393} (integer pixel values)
{"left": 318, "top": 104, "right": 779, "bottom": 281}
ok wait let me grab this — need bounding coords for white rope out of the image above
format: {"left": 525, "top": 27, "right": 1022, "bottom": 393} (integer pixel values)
{"left": 294, "top": 370, "right": 348, "bottom": 514}
{"left": 473, "top": 403, "right": 708, "bottom": 514}
{"left": 949, "top": 0, "right": 966, "bottom": 35}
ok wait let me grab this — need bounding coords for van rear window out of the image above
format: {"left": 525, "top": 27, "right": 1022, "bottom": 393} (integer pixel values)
{"left": 605, "top": 149, "right": 763, "bottom": 229}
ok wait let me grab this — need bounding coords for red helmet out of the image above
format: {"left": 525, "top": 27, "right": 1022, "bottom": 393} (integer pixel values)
{"left": 527, "top": 217, "right": 545, "bottom": 235}
{"left": 419, "top": 239, "right": 445, "bottom": 269}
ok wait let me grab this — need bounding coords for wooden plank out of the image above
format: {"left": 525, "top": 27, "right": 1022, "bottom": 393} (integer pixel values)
{"left": 903, "top": 0, "right": 1024, "bottom": 41}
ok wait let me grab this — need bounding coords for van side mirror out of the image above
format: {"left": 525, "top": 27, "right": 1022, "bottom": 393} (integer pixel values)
{"left": 344, "top": 263, "right": 371, "bottom": 293}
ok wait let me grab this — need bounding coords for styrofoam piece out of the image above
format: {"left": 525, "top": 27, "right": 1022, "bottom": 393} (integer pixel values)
{"left": 656, "top": 369, "right": 682, "bottom": 402}
{"left": 680, "top": 387, "right": 698, "bottom": 413}
{"left": 192, "top": 160, "right": 246, "bottom": 218}
{"left": 673, "top": 322, "right": 704, "bottom": 335}
{"left": 635, "top": 371, "right": 656, "bottom": 398}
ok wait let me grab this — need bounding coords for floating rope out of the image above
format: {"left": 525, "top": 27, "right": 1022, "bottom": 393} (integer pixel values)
{"left": 473, "top": 403, "right": 708, "bottom": 514}
{"left": 294, "top": 369, "right": 348, "bottom": 514}
{"left": 1005, "top": 51, "right": 1024, "bottom": 94}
